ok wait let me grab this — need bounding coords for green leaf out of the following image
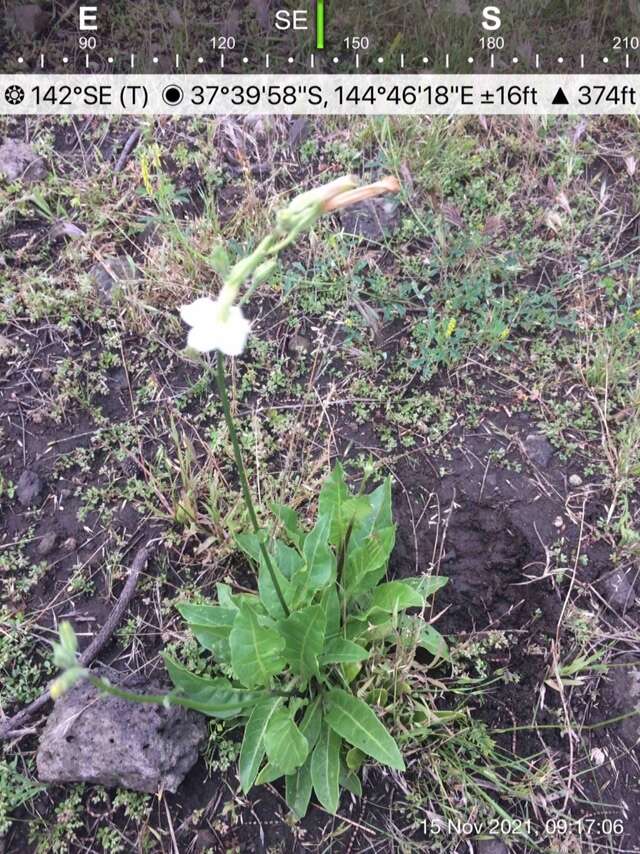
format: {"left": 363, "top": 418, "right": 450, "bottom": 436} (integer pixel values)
{"left": 278, "top": 604, "right": 326, "bottom": 679}
{"left": 271, "top": 502, "right": 305, "bottom": 549}
{"left": 346, "top": 747, "right": 365, "bottom": 771}
{"left": 239, "top": 696, "right": 282, "bottom": 793}
{"left": 284, "top": 698, "right": 323, "bottom": 819}
{"left": 419, "top": 624, "right": 451, "bottom": 662}
{"left": 370, "top": 581, "right": 423, "bottom": 612}
{"left": 258, "top": 553, "right": 293, "bottom": 619}
{"left": 274, "top": 540, "right": 304, "bottom": 580}
{"left": 325, "top": 688, "right": 405, "bottom": 771}
{"left": 320, "top": 638, "right": 369, "bottom": 665}
{"left": 310, "top": 722, "right": 341, "bottom": 814}
{"left": 321, "top": 585, "right": 341, "bottom": 639}
{"left": 286, "top": 757, "right": 313, "bottom": 819}
{"left": 343, "top": 526, "right": 395, "bottom": 595}
{"left": 301, "top": 513, "right": 335, "bottom": 590}
{"left": 236, "top": 531, "right": 263, "bottom": 564}
{"left": 402, "top": 575, "right": 449, "bottom": 598}
{"left": 349, "top": 477, "right": 393, "bottom": 551}
{"left": 346, "top": 609, "right": 392, "bottom": 643}
{"left": 177, "top": 603, "right": 235, "bottom": 659}
{"left": 229, "top": 604, "right": 286, "bottom": 687}
{"left": 340, "top": 768, "right": 362, "bottom": 796}
{"left": 255, "top": 762, "right": 284, "bottom": 785}
{"left": 163, "top": 655, "right": 263, "bottom": 718}
{"left": 264, "top": 708, "right": 309, "bottom": 775}
{"left": 318, "top": 464, "right": 351, "bottom": 545}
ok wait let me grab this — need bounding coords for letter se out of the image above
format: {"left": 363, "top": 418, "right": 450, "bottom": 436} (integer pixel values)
{"left": 482, "top": 6, "right": 501, "bottom": 30}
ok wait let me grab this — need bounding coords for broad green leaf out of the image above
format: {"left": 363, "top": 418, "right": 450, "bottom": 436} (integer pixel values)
{"left": 321, "top": 585, "right": 341, "bottom": 639}
{"left": 402, "top": 575, "right": 449, "bottom": 598}
{"left": 346, "top": 609, "right": 392, "bottom": 642}
{"left": 271, "top": 502, "right": 305, "bottom": 549}
{"left": 284, "top": 698, "right": 323, "bottom": 819}
{"left": 163, "top": 655, "right": 263, "bottom": 718}
{"left": 340, "top": 768, "right": 362, "bottom": 796}
{"left": 264, "top": 708, "right": 309, "bottom": 775}
{"left": 419, "top": 624, "right": 451, "bottom": 662}
{"left": 229, "top": 604, "right": 286, "bottom": 687}
{"left": 318, "top": 464, "right": 350, "bottom": 545}
{"left": 370, "top": 581, "right": 423, "bottom": 612}
{"left": 258, "top": 553, "right": 293, "bottom": 619}
{"left": 236, "top": 531, "right": 263, "bottom": 564}
{"left": 325, "top": 688, "right": 405, "bottom": 771}
{"left": 274, "top": 540, "right": 304, "bottom": 580}
{"left": 320, "top": 638, "right": 369, "bottom": 665}
{"left": 239, "top": 696, "right": 282, "bottom": 793}
{"left": 299, "top": 696, "right": 323, "bottom": 750}
{"left": 301, "top": 513, "right": 335, "bottom": 590}
{"left": 177, "top": 603, "right": 235, "bottom": 659}
{"left": 255, "top": 762, "right": 283, "bottom": 785}
{"left": 343, "top": 526, "right": 395, "bottom": 595}
{"left": 278, "top": 604, "right": 326, "bottom": 679}
{"left": 349, "top": 477, "right": 393, "bottom": 551}
{"left": 310, "top": 722, "right": 341, "bottom": 814}
{"left": 286, "top": 756, "right": 313, "bottom": 819}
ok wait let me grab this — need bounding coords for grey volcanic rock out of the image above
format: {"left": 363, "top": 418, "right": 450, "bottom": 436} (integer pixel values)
{"left": 37, "top": 670, "right": 206, "bottom": 793}
{"left": 477, "top": 841, "right": 509, "bottom": 854}
{"left": 7, "top": 4, "right": 51, "bottom": 36}
{"left": 37, "top": 530, "right": 57, "bottom": 556}
{"left": 523, "top": 432, "right": 554, "bottom": 468}
{"left": 610, "top": 661, "right": 640, "bottom": 747}
{"left": 16, "top": 469, "right": 43, "bottom": 507}
{"left": 89, "top": 256, "right": 139, "bottom": 303}
{"left": 0, "top": 140, "right": 48, "bottom": 184}
{"left": 602, "top": 568, "right": 635, "bottom": 611}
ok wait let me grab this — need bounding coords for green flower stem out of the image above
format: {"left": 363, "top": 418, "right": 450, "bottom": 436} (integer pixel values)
{"left": 215, "top": 351, "right": 290, "bottom": 618}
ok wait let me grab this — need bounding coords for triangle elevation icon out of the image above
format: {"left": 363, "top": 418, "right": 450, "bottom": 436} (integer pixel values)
{"left": 552, "top": 87, "right": 569, "bottom": 106}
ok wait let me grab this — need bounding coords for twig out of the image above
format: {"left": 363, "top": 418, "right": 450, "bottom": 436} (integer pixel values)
{"left": 114, "top": 126, "right": 143, "bottom": 174}
{"left": 0, "top": 545, "right": 153, "bottom": 741}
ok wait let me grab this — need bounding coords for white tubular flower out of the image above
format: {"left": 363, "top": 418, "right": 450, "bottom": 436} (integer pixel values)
{"left": 180, "top": 297, "right": 251, "bottom": 356}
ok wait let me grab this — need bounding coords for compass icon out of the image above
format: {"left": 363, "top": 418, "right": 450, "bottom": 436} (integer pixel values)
{"left": 5, "top": 84, "right": 25, "bottom": 105}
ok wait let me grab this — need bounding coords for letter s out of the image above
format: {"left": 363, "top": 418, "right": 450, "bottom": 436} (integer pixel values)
{"left": 482, "top": 6, "right": 501, "bottom": 31}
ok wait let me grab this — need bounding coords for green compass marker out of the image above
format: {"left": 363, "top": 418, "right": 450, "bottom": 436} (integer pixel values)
{"left": 316, "top": 0, "right": 325, "bottom": 50}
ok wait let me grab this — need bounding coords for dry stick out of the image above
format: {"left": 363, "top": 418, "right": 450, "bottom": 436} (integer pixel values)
{"left": 0, "top": 545, "right": 153, "bottom": 741}
{"left": 114, "top": 126, "right": 143, "bottom": 174}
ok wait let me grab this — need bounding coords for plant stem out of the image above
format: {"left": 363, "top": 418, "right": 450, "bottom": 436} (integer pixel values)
{"left": 215, "top": 352, "right": 290, "bottom": 617}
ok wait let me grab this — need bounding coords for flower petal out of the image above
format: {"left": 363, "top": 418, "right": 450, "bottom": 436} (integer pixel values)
{"left": 180, "top": 296, "right": 219, "bottom": 328}
{"left": 186, "top": 324, "right": 221, "bottom": 353}
{"left": 216, "top": 306, "right": 251, "bottom": 356}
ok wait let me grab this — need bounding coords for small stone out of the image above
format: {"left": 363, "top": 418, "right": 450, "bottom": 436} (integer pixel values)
{"left": 89, "top": 256, "right": 139, "bottom": 304}
{"left": 7, "top": 4, "right": 51, "bottom": 36}
{"left": 0, "top": 140, "right": 48, "bottom": 184}
{"left": 569, "top": 474, "right": 583, "bottom": 487}
{"left": 602, "top": 569, "right": 635, "bottom": 611}
{"left": 339, "top": 198, "right": 400, "bottom": 240}
{"left": 16, "top": 469, "right": 43, "bottom": 507}
{"left": 553, "top": 516, "right": 564, "bottom": 528}
{"left": 61, "top": 537, "right": 77, "bottom": 552}
{"left": 610, "top": 662, "right": 640, "bottom": 747}
{"left": 37, "top": 531, "right": 57, "bottom": 556}
{"left": 523, "top": 432, "right": 554, "bottom": 468}
{"left": 287, "top": 333, "right": 311, "bottom": 354}
{"left": 37, "top": 668, "right": 206, "bottom": 793}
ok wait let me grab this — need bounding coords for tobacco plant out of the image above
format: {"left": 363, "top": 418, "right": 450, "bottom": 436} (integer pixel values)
{"left": 50, "top": 172, "right": 449, "bottom": 817}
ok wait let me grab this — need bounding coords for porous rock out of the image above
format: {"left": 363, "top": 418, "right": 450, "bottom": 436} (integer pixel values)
{"left": 523, "top": 432, "right": 554, "bottom": 468}
{"left": 16, "top": 469, "right": 43, "bottom": 507}
{"left": 0, "top": 140, "right": 48, "bottom": 184}
{"left": 37, "top": 530, "right": 57, "bottom": 556}
{"left": 476, "top": 841, "right": 510, "bottom": 854}
{"left": 37, "top": 669, "right": 206, "bottom": 793}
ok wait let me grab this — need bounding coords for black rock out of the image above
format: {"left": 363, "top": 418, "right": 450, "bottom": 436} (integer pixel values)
{"left": 37, "top": 668, "right": 206, "bottom": 793}
{"left": 602, "top": 568, "right": 636, "bottom": 611}
{"left": 340, "top": 198, "right": 400, "bottom": 240}
{"left": 16, "top": 469, "right": 43, "bottom": 507}
{"left": 89, "top": 256, "right": 139, "bottom": 304}
{"left": 523, "top": 433, "right": 554, "bottom": 468}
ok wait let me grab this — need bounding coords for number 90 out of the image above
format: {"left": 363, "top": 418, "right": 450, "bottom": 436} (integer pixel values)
{"left": 79, "top": 36, "right": 97, "bottom": 50}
